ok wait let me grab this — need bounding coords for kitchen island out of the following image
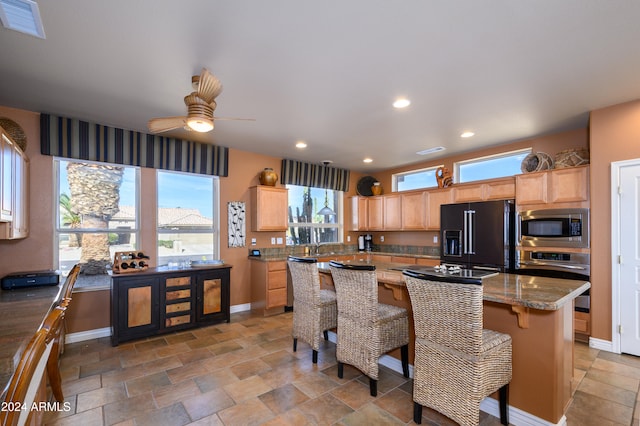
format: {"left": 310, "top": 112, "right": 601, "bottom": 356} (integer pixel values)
{"left": 318, "top": 261, "right": 590, "bottom": 426}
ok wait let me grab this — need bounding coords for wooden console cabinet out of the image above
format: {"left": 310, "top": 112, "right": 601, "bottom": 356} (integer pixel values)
{"left": 111, "top": 265, "right": 231, "bottom": 345}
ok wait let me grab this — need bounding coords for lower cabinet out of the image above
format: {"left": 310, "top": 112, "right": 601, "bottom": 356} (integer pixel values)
{"left": 111, "top": 266, "right": 231, "bottom": 345}
{"left": 250, "top": 260, "right": 288, "bottom": 316}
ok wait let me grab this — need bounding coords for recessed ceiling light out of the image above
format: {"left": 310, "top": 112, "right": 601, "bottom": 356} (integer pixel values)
{"left": 363, "top": 158, "right": 373, "bottom": 163}
{"left": 461, "top": 131, "right": 475, "bottom": 138}
{"left": 393, "top": 98, "right": 411, "bottom": 109}
{"left": 416, "top": 146, "right": 446, "bottom": 156}
{"left": 295, "top": 141, "right": 307, "bottom": 148}
{"left": 0, "top": 0, "right": 46, "bottom": 39}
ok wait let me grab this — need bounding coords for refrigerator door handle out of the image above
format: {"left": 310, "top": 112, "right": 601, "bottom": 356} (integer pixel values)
{"left": 467, "top": 210, "right": 476, "bottom": 254}
{"left": 463, "top": 210, "right": 469, "bottom": 254}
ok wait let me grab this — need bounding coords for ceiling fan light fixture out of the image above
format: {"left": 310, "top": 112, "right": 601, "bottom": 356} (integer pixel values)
{"left": 186, "top": 117, "right": 214, "bottom": 132}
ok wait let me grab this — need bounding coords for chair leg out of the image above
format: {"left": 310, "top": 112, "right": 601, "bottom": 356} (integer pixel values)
{"left": 401, "top": 344, "right": 409, "bottom": 378}
{"left": 312, "top": 350, "right": 318, "bottom": 364}
{"left": 413, "top": 401, "right": 423, "bottom": 424}
{"left": 369, "top": 378, "right": 377, "bottom": 397}
{"left": 323, "top": 330, "right": 329, "bottom": 341}
{"left": 337, "top": 362, "right": 344, "bottom": 378}
{"left": 47, "top": 341, "right": 64, "bottom": 402}
{"left": 499, "top": 383, "right": 509, "bottom": 425}
{"left": 293, "top": 337, "right": 297, "bottom": 352}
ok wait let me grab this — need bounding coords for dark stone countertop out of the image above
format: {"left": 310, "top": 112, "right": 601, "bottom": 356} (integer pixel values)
{"left": 0, "top": 284, "right": 62, "bottom": 392}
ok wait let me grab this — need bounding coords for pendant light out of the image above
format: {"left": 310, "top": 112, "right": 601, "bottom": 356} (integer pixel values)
{"left": 317, "top": 189, "right": 336, "bottom": 216}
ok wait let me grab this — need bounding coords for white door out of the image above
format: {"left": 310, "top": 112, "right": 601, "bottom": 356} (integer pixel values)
{"left": 618, "top": 162, "right": 640, "bottom": 355}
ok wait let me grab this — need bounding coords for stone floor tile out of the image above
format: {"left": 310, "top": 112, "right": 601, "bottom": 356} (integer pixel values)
{"left": 373, "top": 387, "right": 414, "bottom": 422}
{"left": 230, "top": 358, "right": 272, "bottom": 380}
{"left": 181, "top": 388, "right": 235, "bottom": 421}
{"left": 259, "top": 408, "right": 310, "bottom": 426}
{"left": 331, "top": 378, "right": 376, "bottom": 409}
{"left": 130, "top": 402, "right": 191, "bottom": 426}
{"left": 125, "top": 371, "right": 172, "bottom": 397}
{"left": 194, "top": 368, "right": 240, "bottom": 393}
{"left": 44, "top": 406, "right": 103, "bottom": 426}
{"left": 166, "top": 360, "right": 209, "bottom": 383}
{"left": 217, "top": 397, "right": 276, "bottom": 425}
{"left": 75, "top": 382, "right": 127, "bottom": 413}
{"left": 223, "top": 375, "right": 272, "bottom": 403}
{"left": 298, "top": 393, "right": 354, "bottom": 424}
{"left": 152, "top": 378, "right": 200, "bottom": 408}
{"left": 102, "top": 393, "right": 157, "bottom": 425}
{"left": 337, "top": 402, "right": 405, "bottom": 425}
{"left": 258, "top": 383, "right": 310, "bottom": 414}
{"left": 294, "top": 371, "right": 341, "bottom": 398}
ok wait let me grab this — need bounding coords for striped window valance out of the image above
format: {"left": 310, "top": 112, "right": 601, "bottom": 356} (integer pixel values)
{"left": 40, "top": 114, "right": 229, "bottom": 177}
{"left": 280, "top": 159, "right": 350, "bottom": 192}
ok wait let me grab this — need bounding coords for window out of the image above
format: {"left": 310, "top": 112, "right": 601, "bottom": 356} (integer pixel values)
{"left": 286, "top": 185, "right": 342, "bottom": 245}
{"left": 455, "top": 148, "right": 531, "bottom": 183}
{"left": 157, "top": 170, "right": 218, "bottom": 265}
{"left": 56, "top": 159, "right": 139, "bottom": 275}
{"left": 393, "top": 165, "right": 442, "bottom": 192}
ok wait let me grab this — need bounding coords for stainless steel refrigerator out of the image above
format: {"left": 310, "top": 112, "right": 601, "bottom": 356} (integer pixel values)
{"left": 440, "top": 199, "right": 515, "bottom": 272}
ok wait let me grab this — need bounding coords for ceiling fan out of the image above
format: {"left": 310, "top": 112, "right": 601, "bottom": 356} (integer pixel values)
{"left": 148, "top": 68, "right": 254, "bottom": 134}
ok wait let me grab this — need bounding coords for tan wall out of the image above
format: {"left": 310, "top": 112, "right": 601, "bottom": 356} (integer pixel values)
{"left": 589, "top": 99, "right": 640, "bottom": 341}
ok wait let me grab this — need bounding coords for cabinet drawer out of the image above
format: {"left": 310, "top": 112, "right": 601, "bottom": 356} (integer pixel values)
{"left": 166, "top": 301, "right": 191, "bottom": 314}
{"left": 268, "top": 261, "right": 287, "bottom": 272}
{"left": 166, "top": 314, "right": 191, "bottom": 328}
{"left": 166, "top": 276, "right": 191, "bottom": 287}
{"left": 267, "top": 288, "right": 287, "bottom": 308}
{"left": 574, "top": 311, "right": 590, "bottom": 334}
{"left": 166, "top": 289, "right": 191, "bottom": 300}
{"left": 268, "top": 270, "right": 287, "bottom": 289}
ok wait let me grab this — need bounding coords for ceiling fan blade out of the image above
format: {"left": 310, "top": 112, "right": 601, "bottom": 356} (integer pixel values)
{"left": 148, "top": 116, "right": 187, "bottom": 133}
{"left": 197, "top": 68, "right": 223, "bottom": 104}
{"left": 213, "top": 116, "right": 256, "bottom": 121}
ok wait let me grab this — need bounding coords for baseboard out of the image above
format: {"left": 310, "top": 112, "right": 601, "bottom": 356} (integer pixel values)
{"left": 589, "top": 337, "right": 614, "bottom": 353}
{"left": 230, "top": 303, "right": 252, "bottom": 314}
{"left": 66, "top": 303, "right": 254, "bottom": 344}
{"left": 65, "top": 327, "right": 111, "bottom": 344}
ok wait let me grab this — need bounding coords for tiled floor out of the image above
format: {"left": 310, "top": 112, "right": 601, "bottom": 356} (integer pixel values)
{"left": 43, "top": 311, "right": 640, "bottom": 425}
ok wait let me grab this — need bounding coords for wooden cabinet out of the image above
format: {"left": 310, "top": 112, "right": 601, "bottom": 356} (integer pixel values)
{"left": 401, "top": 192, "right": 427, "bottom": 230}
{"left": 426, "top": 189, "right": 453, "bottom": 230}
{"left": 453, "top": 177, "right": 516, "bottom": 203}
{"left": 250, "top": 260, "right": 288, "bottom": 315}
{"left": 383, "top": 194, "right": 402, "bottom": 230}
{"left": 574, "top": 311, "right": 590, "bottom": 336}
{"left": 0, "top": 127, "right": 29, "bottom": 239}
{"left": 111, "top": 266, "right": 231, "bottom": 345}
{"left": 349, "top": 196, "right": 368, "bottom": 231}
{"left": 367, "top": 197, "right": 384, "bottom": 230}
{"left": 250, "top": 186, "right": 288, "bottom": 231}
{"left": 516, "top": 166, "right": 589, "bottom": 208}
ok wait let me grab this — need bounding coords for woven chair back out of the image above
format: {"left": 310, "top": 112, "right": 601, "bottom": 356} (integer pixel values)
{"left": 405, "top": 277, "right": 484, "bottom": 356}
{"left": 329, "top": 265, "right": 378, "bottom": 323}
{"left": 288, "top": 260, "right": 322, "bottom": 305}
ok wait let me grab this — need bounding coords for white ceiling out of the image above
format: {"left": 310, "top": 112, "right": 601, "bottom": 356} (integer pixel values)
{"left": 1, "top": 1, "right": 639, "bottom": 172}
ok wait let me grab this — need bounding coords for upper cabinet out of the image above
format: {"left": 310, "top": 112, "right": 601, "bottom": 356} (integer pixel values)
{"left": 349, "top": 196, "right": 368, "bottom": 231}
{"left": 401, "top": 191, "right": 427, "bottom": 230}
{"left": 516, "top": 165, "right": 589, "bottom": 209}
{"left": 250, "top": 186, "right": 288, "bottom": 231}
{"left": 383, "top": 194, "right": 402, "bottom": 230}
{"left": 0, "top": 127, "right": 29, "bottom": 239}
{"left": 426, "top": 189, "right": 453, "bottom": 230}
{"left": 452, "top": 177, "right": 515, "bottom": 203}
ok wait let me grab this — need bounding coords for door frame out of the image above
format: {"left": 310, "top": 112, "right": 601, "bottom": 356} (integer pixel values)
{"left": 611, "top": 158, "right": 640, "bottom": 354}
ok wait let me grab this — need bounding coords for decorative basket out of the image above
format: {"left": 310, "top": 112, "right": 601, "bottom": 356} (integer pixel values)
{"left": 521, "top": 152, "right": 554, "bottom": 173}
{"left": 554, "top": 148, "right": 590, "bottom": 168}
{"left": 0, "top": 118, "right": 27, "bottom": 151}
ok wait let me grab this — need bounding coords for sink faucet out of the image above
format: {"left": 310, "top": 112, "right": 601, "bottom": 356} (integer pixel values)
{"left": 314, "top": 242, "right": 321, "bottom": 255}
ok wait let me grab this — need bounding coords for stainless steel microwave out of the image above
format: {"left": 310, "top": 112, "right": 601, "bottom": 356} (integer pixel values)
{"left": 518, "top": 208, "right": 589, "bottom": 248}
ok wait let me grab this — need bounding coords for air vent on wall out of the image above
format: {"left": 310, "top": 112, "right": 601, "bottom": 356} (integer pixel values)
{"left": 0, "top": 0, "right": 45, "bottom": 39}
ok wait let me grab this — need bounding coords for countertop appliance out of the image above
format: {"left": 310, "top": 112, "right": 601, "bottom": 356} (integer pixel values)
{"left": 1, "top": 270, "right": 60, "bottom": 290}
{"left": 440, "top": 199, "right": 515, "bottom": 272}
{"left": 364, "top": 234, "right": 373, "bottom": 252}
{"left": 358, "top": 235, "right": 365, "bottom": 251}
{"left": 518, "top": 208, "right": 589, "bottom": 248}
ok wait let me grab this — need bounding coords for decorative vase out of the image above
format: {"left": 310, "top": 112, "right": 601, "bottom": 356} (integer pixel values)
{"left": 259, "top": 168, "right": 278, "bottom": 186}
{"left": 371, "top": 182, "right": 383, "bottom": 196}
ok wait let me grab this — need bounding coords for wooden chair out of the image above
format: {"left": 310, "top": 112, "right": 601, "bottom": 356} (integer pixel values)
{"left": 329, "top": 260, "right": 409, "bottom": 396}
{"left": 56, "top": 264, "right": 80, "bottom": 308}
{"left": 1, "top": 306, "right": 65, "bottom": 426}
{"left": 287, "top": 256, "right": 337, "bottom": 363}
{"left": 41, "top": 305, "right": 68, "bottom": 403}
{"left": 403, "top": 270, "right": 512, "bottom": 426}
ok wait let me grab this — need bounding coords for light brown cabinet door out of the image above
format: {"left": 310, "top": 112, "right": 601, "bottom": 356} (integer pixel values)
{"left": 349, "top": 196, "right": 368, "bottom": 231}
{"left": 485, "top": 178, "right": 516, "bottom": 200}
{"left": 251, "top": 186, "right": 288, "bottom": 231}
{"left": 516, "top": 172, "right": 548, "bottom": 205}
{"left": 549, "top": 166, "right": 589, "bottom": 203}
{"left": 367, "top": 197, "right": 384, "bottom": 230}
{"left": 452, "top": 183, "right": 484, "bottom": 203}
{"left": 384, "top": 194, "right": 402, "bottom": 230}
{"left": 427, "top": 189, "right": 453, "bottom": 230}
{"left": 401, "top": 192, "right": 426, "bottom": 230}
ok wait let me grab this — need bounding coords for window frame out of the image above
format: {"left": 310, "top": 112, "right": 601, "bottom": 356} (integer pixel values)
{"left": 156, "top": 169, "right": 220, "bottom": 265}
{"left": 454, "top": 148, "right": 532, "bottom": 183}
{"left": 53, "top": 157, "right": 140, "bottom": 274}
{"left": 285, "top": 185, "right": 344, "bottom": 246}
{"left": 392, "top": 165, "right": 443, "bottom": 192}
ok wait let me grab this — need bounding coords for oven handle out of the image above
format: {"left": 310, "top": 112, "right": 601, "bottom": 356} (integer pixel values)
{"left": 519, "top": 261, "right": 588, "bottom": 271}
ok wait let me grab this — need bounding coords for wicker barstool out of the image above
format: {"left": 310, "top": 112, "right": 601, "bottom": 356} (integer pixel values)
{"left": 329, "top": 260, "right": 409, "bottom": 396}
{"left": 403, "top": 269, "right": 512, "bottom": 426}
{"left": 287, "top": 256, "right": 337, "bottom": 363}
